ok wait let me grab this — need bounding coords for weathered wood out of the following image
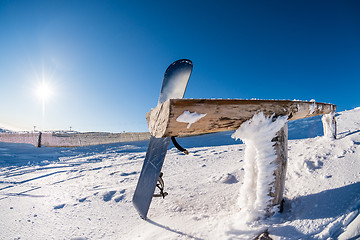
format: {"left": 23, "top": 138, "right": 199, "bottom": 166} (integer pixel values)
{"left": 147, "top": 99, "right": 336, "bottom": 138}
{"left": 269, "top": 123, "right": 288, "bottom": 216}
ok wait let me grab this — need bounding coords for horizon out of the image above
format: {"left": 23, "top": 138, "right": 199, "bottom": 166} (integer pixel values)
{"left": 1, "top": 1, "right": 359, "bottom": 132}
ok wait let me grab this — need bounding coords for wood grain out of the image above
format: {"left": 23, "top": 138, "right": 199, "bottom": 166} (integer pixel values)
{"left": 147, "top": 99, "right": 336, "bottom": 138}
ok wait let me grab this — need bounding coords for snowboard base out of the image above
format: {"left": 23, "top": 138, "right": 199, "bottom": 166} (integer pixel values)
{"left": 133, "top": 136, "right": 170, "bottom": 219}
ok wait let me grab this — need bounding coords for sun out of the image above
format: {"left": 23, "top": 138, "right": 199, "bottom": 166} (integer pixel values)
{"left": 36, "top": 82, "right": 53, "bottom": 100}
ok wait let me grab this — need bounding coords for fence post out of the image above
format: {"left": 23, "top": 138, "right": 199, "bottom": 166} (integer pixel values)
{"left": 268, "top": 123, "right": 288, "bottom": 215}
{"left": 37, "top": 132, "right": 42, "bottom": 147}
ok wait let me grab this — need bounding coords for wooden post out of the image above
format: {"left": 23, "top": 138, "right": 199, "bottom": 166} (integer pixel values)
{"left": 333, "top": 114, "right": 337, "bottom": 139}
{"left": 268, "top": 122, "right": 288, "bottom": 215}
{"left": 37, "top": 132, "right": 42, "bottom": 148}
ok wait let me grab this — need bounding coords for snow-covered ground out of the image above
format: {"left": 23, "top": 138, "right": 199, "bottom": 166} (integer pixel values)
{"left": 0, "top": 108, "right": 359, "bottom": 240}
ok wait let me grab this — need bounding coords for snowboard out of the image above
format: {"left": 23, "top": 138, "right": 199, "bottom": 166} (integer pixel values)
{"left": 132, "top": 59, "right": 193, "bottom": 219}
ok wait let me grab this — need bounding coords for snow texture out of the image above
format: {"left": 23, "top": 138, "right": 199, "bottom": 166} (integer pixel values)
{"left": 176, "top": 110, "right": 207, "bottom": 128}
{"left": 338, "top": 210, "right": 360, "bottom": 240}
{"left": 0, "top": 107, "right": 360, "bottom": 239}
{"left": 231, "top": 112, "right": 288, "bottom": 223}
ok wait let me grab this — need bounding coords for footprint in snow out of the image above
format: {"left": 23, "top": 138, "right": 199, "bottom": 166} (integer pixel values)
{"left": 221, "top": 173, "right": 239, "bottom": 184}
{"left": 304, "top": 160, "right": 323, "bottom": 171}
{"left": 120, "top": 171, "right": 137, "bottom": 176}
{"left": 78, "top": 197, "right": 87, "bottom": 202}
{"left": 54, "top": 203, "right": 66, "bottom": 210}
{"left": 114, "top": 195, "right": 125, "bottom": 202}
{"left": 103, "top": 190, "right": 117, "bottom": 202}
{"left": 114, "top": 189, "right": 126, "bottom": 202}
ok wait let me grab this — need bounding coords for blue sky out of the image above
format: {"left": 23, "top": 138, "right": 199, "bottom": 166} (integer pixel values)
{"left": 1, "top": 0, "right": 359, "bottom": 132}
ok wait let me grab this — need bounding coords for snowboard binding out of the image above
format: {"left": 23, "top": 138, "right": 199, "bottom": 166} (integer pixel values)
{"left": 153, "top": 172, "right": 168, "bottom": 198}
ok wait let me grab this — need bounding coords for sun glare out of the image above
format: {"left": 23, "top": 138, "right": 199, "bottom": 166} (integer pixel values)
{"left": 36, "top": 82, "right": 53, "bottom": 100}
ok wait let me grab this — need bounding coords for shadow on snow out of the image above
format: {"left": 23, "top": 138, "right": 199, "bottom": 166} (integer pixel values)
{"left": 0, "top": 140, "right": 149, "bottom": 168}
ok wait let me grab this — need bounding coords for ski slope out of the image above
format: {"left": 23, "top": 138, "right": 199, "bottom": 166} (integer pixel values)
{"left": 0, "top": 108, "right": 359, "bottom": 239}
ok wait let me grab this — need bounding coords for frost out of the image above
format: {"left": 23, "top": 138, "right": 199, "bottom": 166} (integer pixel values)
{"left": 322, "top": 112, "right": 336, "bottom": 139}
{"left": 309, "top": 102, "right": 317, "bottom": 114}
{"left": 176, "top": 111, "right": 207, "bottom": 128}
{"left": 232, "top": 112, "right": 288, "bottom": 222}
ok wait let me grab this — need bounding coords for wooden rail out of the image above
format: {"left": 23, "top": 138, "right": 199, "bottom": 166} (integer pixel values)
{"left": 147, "top": 99, "right": 336, "bottom": 138}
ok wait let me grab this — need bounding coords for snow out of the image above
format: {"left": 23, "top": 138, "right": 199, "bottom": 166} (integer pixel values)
{"left": 309, "top": 102, "right": 317, "bottom": 115}
{"left": 231, "top": 112, "right": 288, "bottom": 222}
{"left": 176, "top": 110, "right": 207, "bottom": 128}
{"left": 1, "top": 107, "right": 360, "bottom": 239}
{"left": 322, "top": 112, "right": 336, "bottom": 139}
{"left": 338, "top": 209, "right": 360, "bottom": 240}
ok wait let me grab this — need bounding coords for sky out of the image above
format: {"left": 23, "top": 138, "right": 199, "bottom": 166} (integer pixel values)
{"left": 0, "top": 0, "right": 359, "bottom": 133}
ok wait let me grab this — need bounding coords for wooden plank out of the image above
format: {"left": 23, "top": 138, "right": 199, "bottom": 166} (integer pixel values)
{"left": 146, "top": 99, "right": 336, "bottom": 138}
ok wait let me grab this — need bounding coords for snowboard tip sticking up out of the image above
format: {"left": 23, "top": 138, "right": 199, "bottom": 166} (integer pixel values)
{"left": 132, "top": 59, "right": 193, "bottom": 219}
